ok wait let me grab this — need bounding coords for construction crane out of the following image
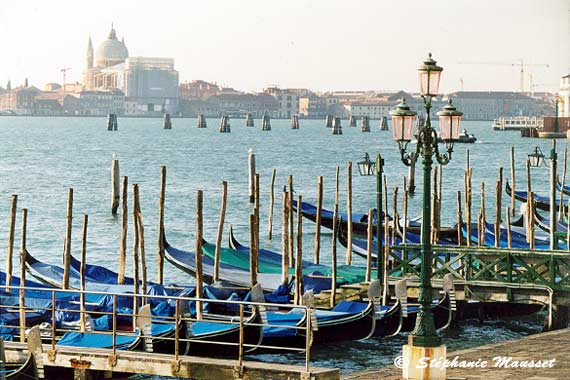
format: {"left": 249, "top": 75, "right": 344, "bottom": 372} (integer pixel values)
{"left": 60, "top": 67, "right": 71, "bottom": 96}
{"left": 458, "top": 60, "right": 549, "bottom": 93}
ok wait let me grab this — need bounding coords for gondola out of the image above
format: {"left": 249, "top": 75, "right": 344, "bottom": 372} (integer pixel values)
{"left": 164, "top": 234, "right": 287, "bottom": 292}
{"left": 557, "top": 178, "right": 570, "bottom": 197}
{"left": 461, "top": 221, "right": 556, "bottom": 249}
{"left": 506, "top": 181, "right": 568, "bottom": 211}
{"left": 2, "top": 352, "right": 38, "bottom": 380}
{"left": 534, "top": 211, "right": 569, "bottom": 237}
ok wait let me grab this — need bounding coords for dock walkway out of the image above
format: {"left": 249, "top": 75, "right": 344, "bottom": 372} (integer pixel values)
{"left": 343, "top": 328, "right": 570, "bottom": 380}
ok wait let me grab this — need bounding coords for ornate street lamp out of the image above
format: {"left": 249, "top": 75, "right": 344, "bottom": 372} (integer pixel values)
{"left": 528, "top": 146, "right": 545, "bottom": 167}
{"left": 390, "top": 53, "right": 462, "bottom": 379}
{"left": 357, "top": 152, "right": 385, "bottom": 281}
{"left": 357, "top": 153, "right": 376, "bottom": 176}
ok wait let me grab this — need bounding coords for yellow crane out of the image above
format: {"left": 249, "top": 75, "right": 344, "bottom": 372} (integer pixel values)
{"left": 458, "top": 60, "right": 550, "bottom": 93}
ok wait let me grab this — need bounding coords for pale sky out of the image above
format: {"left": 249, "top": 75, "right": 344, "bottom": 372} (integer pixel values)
{"left": 0, "top": 0, "right": 568, "bottom": 93}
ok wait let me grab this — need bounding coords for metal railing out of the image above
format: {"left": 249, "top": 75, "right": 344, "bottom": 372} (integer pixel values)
{"left": 389, "top": 244, "right": 570, "bottom": 292}
{"left": 0, "top": 284, "right": 316, "bottom": 372}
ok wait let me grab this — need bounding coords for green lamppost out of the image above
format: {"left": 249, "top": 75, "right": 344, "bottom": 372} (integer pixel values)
{"left": 357, "top": 152, "right": 385, "bottom": 282}
{"left": 390, "top": 53, "right": 462, "bottom": 379}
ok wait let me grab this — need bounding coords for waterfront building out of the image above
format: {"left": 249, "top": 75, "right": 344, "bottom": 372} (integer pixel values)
{"left": 446, "top": 91, "right": 551, "bottom": 120}
{"left": 63, "top": 89, "right": 125, "bottom": 116}
{"left": 83, "top": 26, "right": 179, "bottom": 115}
{"left": 299, "top": 95, "right": 328, "bottom": 117}
{"left": 559, "top": 74, "right": 570, "bottom": 117}
{"left": 179, "top": 80, "right": 222, "bottom": 100}
{"left": 180, "top": 93, "right": 278, "bottom": 117}
{"left": 0, "top": 86, "right": 41, "bottom": 115}
{"left": 264, "top": 86, "right": 302, "bottom": 118}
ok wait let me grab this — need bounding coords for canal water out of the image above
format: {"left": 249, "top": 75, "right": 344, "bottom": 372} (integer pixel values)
{"left": 0, "top": 116, "right": 559, "bottom": 375}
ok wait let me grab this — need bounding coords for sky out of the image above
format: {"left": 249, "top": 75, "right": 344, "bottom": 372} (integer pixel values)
{"left": 0, "top": 0, "right": 568, "bottom": 93}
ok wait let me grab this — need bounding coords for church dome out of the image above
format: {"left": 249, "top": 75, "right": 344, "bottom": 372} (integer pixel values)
{"left": 95, "top": 27, "right": 128, "bottom": 67}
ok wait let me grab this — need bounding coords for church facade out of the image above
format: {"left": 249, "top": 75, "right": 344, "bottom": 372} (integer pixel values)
{"left": 83, "top": 26, "right": 179, "bottom": 115}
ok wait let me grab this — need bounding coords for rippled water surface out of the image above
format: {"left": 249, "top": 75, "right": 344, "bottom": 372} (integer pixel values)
{"left": 0, "top": 116, "right": 559, "bottom": 376}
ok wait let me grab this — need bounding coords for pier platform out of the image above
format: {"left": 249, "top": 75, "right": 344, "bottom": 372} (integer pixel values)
{"left": 343, "top": 328, "right": 570, "bottom": 380}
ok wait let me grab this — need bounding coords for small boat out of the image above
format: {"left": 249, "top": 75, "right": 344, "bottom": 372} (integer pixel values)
{"left": 437, "top": 129, "right": 477, "bottom": 143}
{"left": 533, "top": 212, "right": 569, "bottom": 239}
{"left": 2, "top": 352, "right": 38, "bottom": 380}
{"left": 556, "top": 178, "right": 570, "bottom": 197}
{"left": 164, "top": 234, "right": 287, "bottom": 292}
{"left": 505, "top": 182, "right": 568, "bottom": 212}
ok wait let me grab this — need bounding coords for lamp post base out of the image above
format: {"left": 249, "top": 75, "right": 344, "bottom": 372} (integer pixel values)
{"left": 402, "top": 343, "right": 447, "bottom": 380}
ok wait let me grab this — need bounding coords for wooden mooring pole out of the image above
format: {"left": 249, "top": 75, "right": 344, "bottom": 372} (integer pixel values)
{"left": 559, "top": 148, "right": 567, "bottom": 220}
{"left": 510, "top": 146, "right": 516, "bottom": 216}
{"left": 330, "top": 166, "right": 340, "bottom": 308}
{"left": 214, "top": 181, "right": 227, "bottom": 283}
{"left": 63, "top": 188, "right": 73, "bottom": 289}
{"left": 80, "top": 215, "right": 88, "bottom": 332}
{"left": 196, "top": 190, "right": 204, "bottom": 320}
{"left": 18, "top": 208, "right": 27, "bottom": 343}
{"left": 112, "top": 156, "right": 120, "bottom": 215}
{"left": 314, "top": 176, "right": 323, "bottom": 264}
{"left": 288, "top": 175, "right": 294, "bottom": 268}
{"left": 132, "top": 184, "right": 141, "bottom": 326}
{"left": 118, "top": 176, "right": 128, "bottom": 284}
{"left": 267, "top": 169, "right": 276, "bottom": 240}
{"left": 157, "top": 166, "right": 166, "bottom": 285}
{"left": 281, "top": 190, "right": 289, "bottom": 285}
{"left": 457, "top": 191, "right": 463, "bottom": 246}
{"left": 5, "top": 194, "right": 17, "bottom": 292}
{"left": 550, "top": 140, "right": 557, "bottom": 250}
{"left": 295, "top": 195, "right": 303, "bottom": 305}
{"left": 346, "top": 161, "right": 353, "bottom": 265}
{"left": 366, "top": 209, "right": 373, "bottom": 283}
{"left": 248, "top": 149, "right": 255, "bottom": 203}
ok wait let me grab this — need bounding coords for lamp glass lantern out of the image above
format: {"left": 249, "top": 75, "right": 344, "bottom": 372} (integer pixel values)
{"left": 436, "top": 99, "right": 463, "bottom": 141}
{"left": 528, "top": 146, "right": 545, "bottom": 167}
{"left": 357, "top": 153, "right": 376, "bottom": 176}
{"left": 418, "top": 53, "right": 443, "bottom": 97}
{"left": 389, "top": 98, "right": 417, "bottom": 142}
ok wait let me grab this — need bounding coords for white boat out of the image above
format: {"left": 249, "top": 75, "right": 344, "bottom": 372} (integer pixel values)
{"left": 492, "top": 116, "right": 543, "bottom": 131}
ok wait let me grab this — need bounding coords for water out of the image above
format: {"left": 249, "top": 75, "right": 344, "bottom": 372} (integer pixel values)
{"left": 0, "top": 116, "right": 558, "bottom": 375}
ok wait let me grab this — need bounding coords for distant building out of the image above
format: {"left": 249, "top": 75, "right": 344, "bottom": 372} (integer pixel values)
{"left": 180, "top": 93, "right": 278, "bottom": 117}
{"left": 344, "top": 101, "right": 398, "bottom": 119}
{"left": 264, "top": 86, "right": 301, "bottom": 118}
{"left": 446, "top": 91, "right": 551, "bottom": 120}
{"left": 559, "top": 74, "right": 570, "bottom": 117}
{"left": 0, "top": 86, "right": 42, "bottom": 115}
{"left": 64, "top": 89, "right": 125, "bottom": 116}
{"left": 83, "top": 26, "right": 179, "bottom": 115}
{"left": 299, "top": 95, "right": 327, "bottom": 117}
{"left": 179, "top": 80, "right": 221, "bottom": 100}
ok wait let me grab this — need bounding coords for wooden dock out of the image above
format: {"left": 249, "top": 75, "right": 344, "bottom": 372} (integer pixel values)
{"left": 343, "top": 328, "right": 570, "bottom": 380}
{"left": 4, "top": 340, "right": 340, "bottom": 380}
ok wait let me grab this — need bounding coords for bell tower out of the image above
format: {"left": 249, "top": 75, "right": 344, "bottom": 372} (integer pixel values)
{"left": 87, "top": 37, "right": 94, "bottom": 69}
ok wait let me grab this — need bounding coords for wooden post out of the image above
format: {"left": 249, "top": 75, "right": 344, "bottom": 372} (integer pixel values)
{"left": 132, "top": 184, "right": 140, "bottom": 325}
{"left": 383, "top": 215, "right": 390, "bottom": 305}
{"left": 457, "top": 191, "right": 463, "bottom": 246}
{"left": 281, "top": 190, "right": 289, "bottom": 285}
{"left": 249, "top": 214, "right": 258, "bottom": 287}
{"left": 137, "top": 207, "right": 147, "bottom": 300}
{"left": 346, "top": 161, "right": 353, "bottom": 265}
{"left": 506, "top": 207, "right": 512, "bottom": 249}
{"left": 157, "top": 166, "right": 166, "bottom": 285}
{"left": 80, "top": 215, "right": 88, "bottom": 332}
{"left": 314, "top": 176, "right": 323, "bottom": 264}
{"left": 295, "top": 195, "right": 303, "bottom": 305}
{"left": 366, "top": 209, "right": 373, "bottom": 282}
{"left": 481, "top": 181, "right": 486, "bottom": 241}
{"left": 111, "top": 156, "right": 120, "bottom": 215}
{"left": 248, "top": 149, "right": 255, "bottom": 203}
{"left": 267, "top": 169, "right": 276, "bottom": 240}
{"left": 510, "top": 146, "right": 516, "bottom": 216}
{"left": 214, "top": 180, "right": 227, "bottom": 283}
{"left": 19, "top": 208, "right": 27, "bottom": 343}
{"left": 330, "top": 198, "right": 338, "bottom": 309}
{"left": 195, "top": 190, "right": 204, "bottom": 320}
{"left": 559, "top": 148, "right": 567, "bottom": 219}
{"left": 288, "top": 175, "right": 294, "bottom": 268}
{"left": 495, "top": 180, "right": 501, "bottom": 248}
{"left": 118, "top": 176, "right": 128, "bottom": 284}
{"left": 5, "top": 194, "right": 17, "bottom": 292}
{"left": 392, "top": 187, "right": 399, "bottom": 244}
{"left": 466, "top": 169, "right": 472, "bottom": 246}
{"left": 550, "top": 140, "right": 558, "bottom": 250}
{"left": 254, "top": 173, "right": 260, "bottom": 220}
{"left": 62, "top": 188, "right": 73, "bottom": 289}
{"left": 466, "top": 149, "right": 470, "bottom": 172}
